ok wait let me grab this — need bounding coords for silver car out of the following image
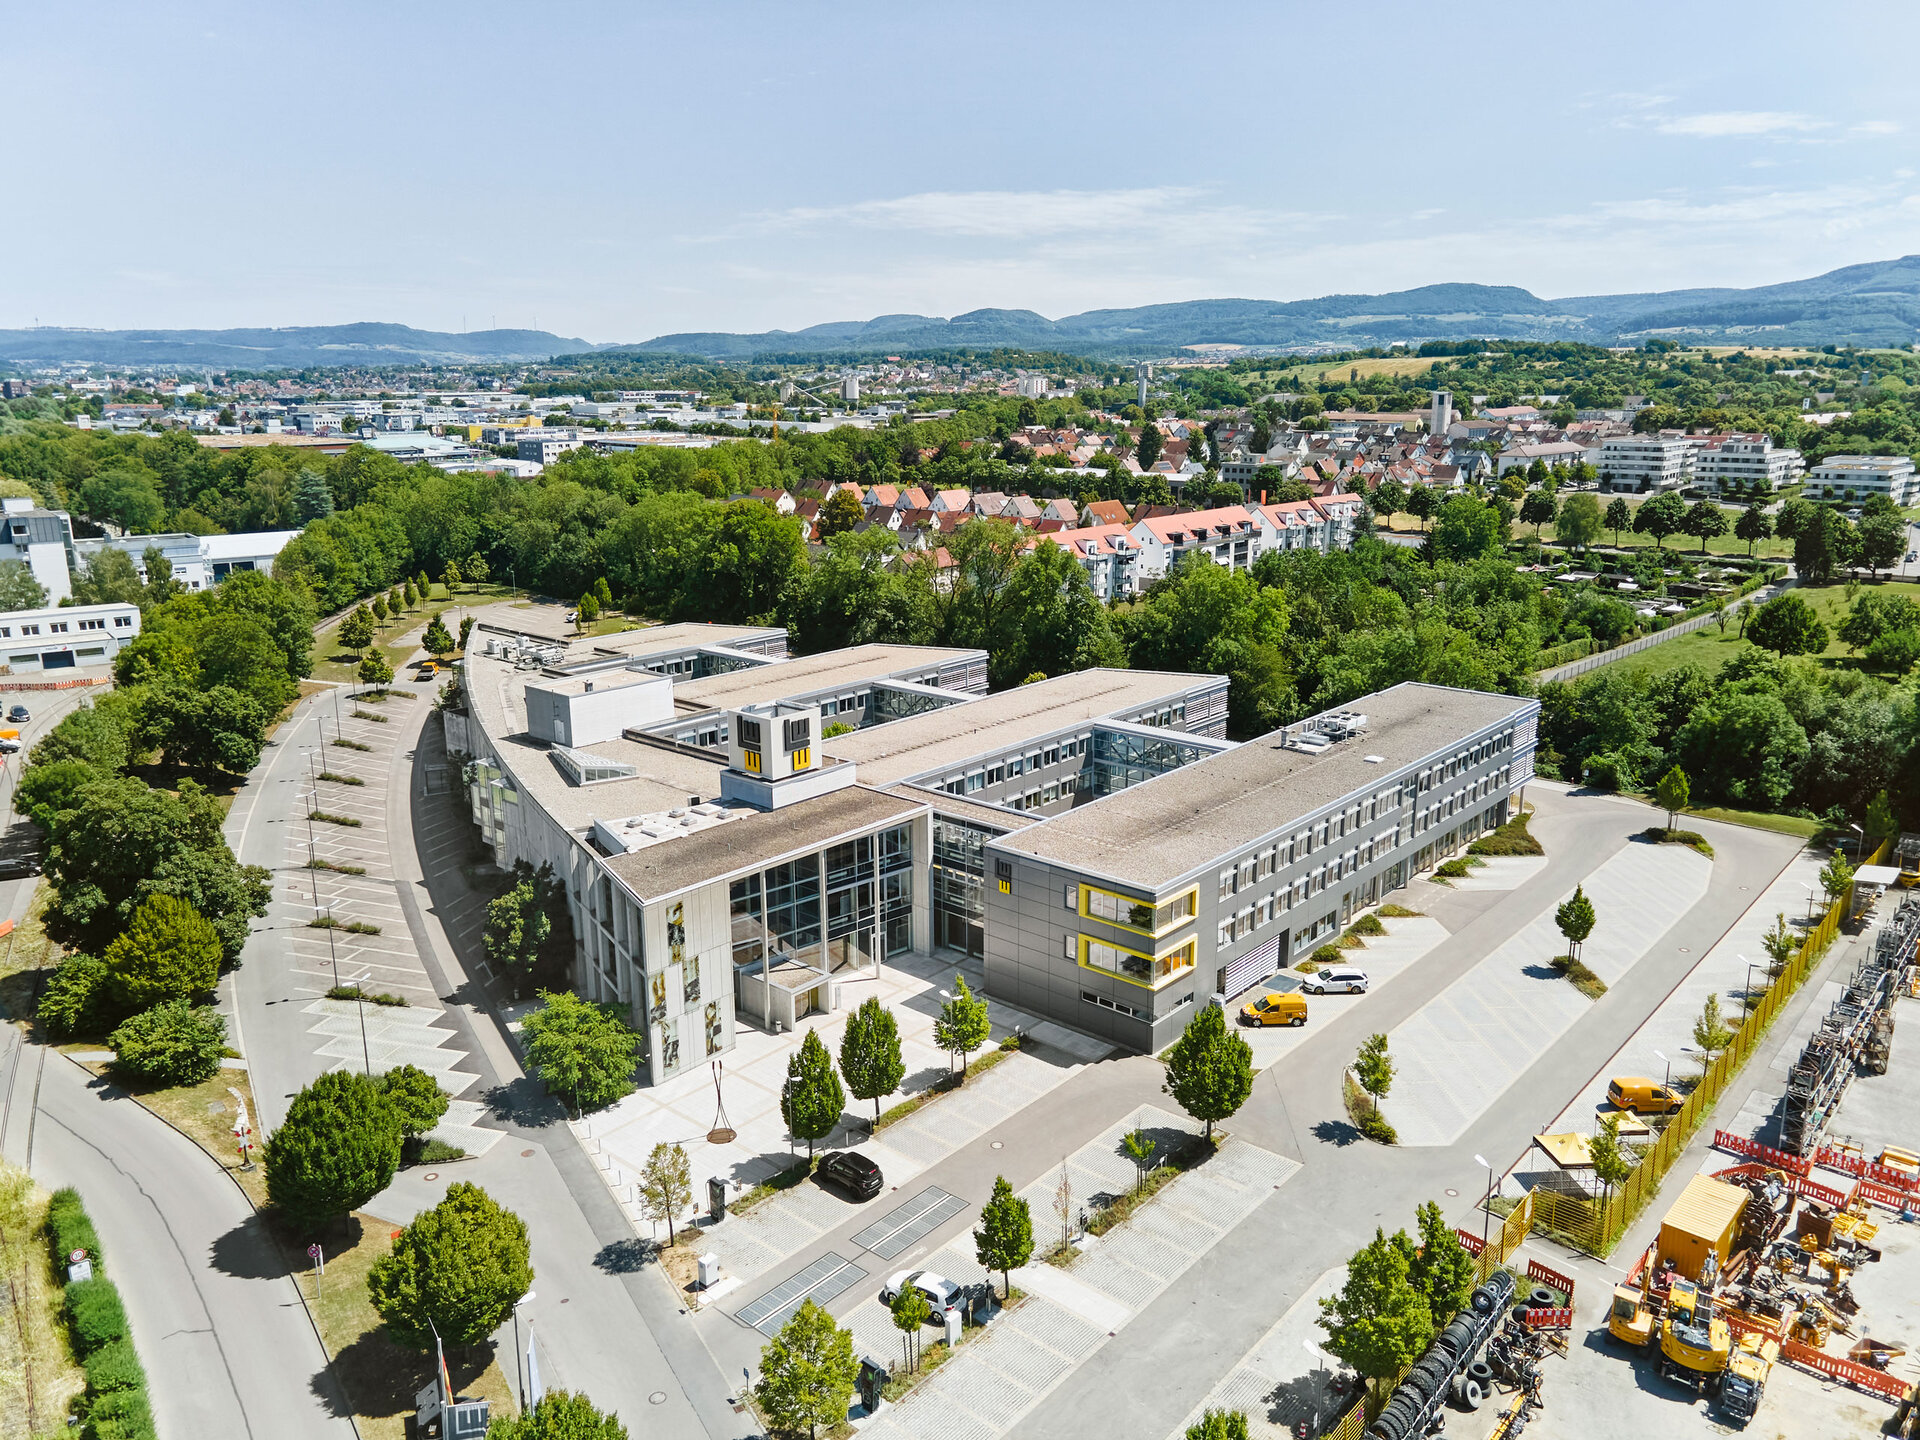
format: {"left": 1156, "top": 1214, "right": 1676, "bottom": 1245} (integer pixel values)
{"left": 880, "top": 1268, "right": 961, "bottom": 1312}
{"left": 1305, "top": 966, "right": 1370, "bottom": 994}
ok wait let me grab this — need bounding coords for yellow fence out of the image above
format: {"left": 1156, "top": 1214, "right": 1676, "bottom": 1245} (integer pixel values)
{"left": 1524, "top": 842, "right": 1883, "bottom": 1256}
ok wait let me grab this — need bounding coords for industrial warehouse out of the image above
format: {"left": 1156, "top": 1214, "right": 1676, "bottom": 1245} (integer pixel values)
{"left": 453, "top": 618, "right": 1539, "bottom": 1079}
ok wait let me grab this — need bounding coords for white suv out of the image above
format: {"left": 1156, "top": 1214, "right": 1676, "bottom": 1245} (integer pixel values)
{"left": 1304, "top": 967, "right": 1370, "bottom": 995}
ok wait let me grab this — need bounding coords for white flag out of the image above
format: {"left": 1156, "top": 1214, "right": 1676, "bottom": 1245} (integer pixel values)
{"left": 526, "top": 1321, "right": 542, "bottom": 1407}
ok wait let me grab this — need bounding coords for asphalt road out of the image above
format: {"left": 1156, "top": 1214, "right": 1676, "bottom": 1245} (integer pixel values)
{"left": 30, "top": 1049, "right": 354, "bottom": 1440}
{"left": 1006, "top": 783, "right": 1804, "bottom": 1440}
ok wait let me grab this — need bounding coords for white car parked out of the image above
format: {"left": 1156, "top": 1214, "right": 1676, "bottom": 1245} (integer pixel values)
{"left": 880, "top": 1268, "right": 962, "bottom": 1312}
{"left": 1304, "top": 966, "right": 1370, "bottom": 995}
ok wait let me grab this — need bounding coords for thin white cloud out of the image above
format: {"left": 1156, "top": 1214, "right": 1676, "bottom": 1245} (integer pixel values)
{"left": 1852, "top": 120, "right": 1901, "bottom": 136}
{"left": 1655, "top": 110, "right": 1826, "bottom": 138}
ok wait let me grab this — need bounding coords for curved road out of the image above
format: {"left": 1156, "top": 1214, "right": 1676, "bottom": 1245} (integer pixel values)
{"left": 30, "top": 1050, "right": 354, "bottom": 1440}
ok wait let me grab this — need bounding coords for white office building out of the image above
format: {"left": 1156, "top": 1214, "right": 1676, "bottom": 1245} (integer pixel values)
{"left": 1808, "top": 455, "right": 1918, "bottom": 505}
{"left": 71, "top": 530, "right": 302, "bottom": 591}
{"left": 0, "top": 499, "right": 78, "bottom": 603}
{"left": 1692, "top": 434, "right": 1803, "bottom": 495}
{"left": 0, "top": 600, "right": 140, "bottom": 671}
{"left": 1599, "top": 436, "right": 1694, "bottom": 493}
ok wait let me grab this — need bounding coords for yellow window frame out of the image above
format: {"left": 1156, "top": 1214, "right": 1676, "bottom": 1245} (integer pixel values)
{"left": 1076, "top": 934, "right": 1198, "bottom": 990}
{"left": 1078, "top": 883, "right": 1198, "bottom": 938}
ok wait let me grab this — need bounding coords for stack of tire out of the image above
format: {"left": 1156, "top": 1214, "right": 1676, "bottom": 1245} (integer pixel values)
{"left": 1366, "top": 1271, "right": 1514, "bottom": 1438}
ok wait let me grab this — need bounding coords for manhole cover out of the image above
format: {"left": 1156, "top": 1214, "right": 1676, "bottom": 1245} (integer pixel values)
{"left": 521, "top": 1149, "right": 535, "bottom": 1157}
{"left": 424, "top": 1173, "right": 439, "bottom": 1180}
{"left": 1445, "top": 1188, "right": 1459, "bottom": 1197}
{"left": 990, "top": 1141, "right": 1003, "bottom": 1149}
{"left": 649, "top": 1391, "right": 667, "bottom": 1405}
{"left": 1678, "top": 947, "right": 1690, "bottom": 953}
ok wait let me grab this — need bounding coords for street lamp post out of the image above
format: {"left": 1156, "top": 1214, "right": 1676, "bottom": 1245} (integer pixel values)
{"left": 1654, "top": 1049, "right": 1672, "bottom": 1089}
{"left": 344, "top": 966, "right": 372, "bottom": 1074}
{"left": 1474, "top": 1153, "right": 1495, "bottom": 1252}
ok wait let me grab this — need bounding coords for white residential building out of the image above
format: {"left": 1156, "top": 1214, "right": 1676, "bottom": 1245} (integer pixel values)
{"left": 1807, "top": 455, "right": 1918, "bottom": 505}
{"left": 1691, "top": 434, "right": 1803, "bottom": 494}
{"left": 1495, "top": 441, "right": 1587, "bottom": 477}
{"left": 1599, "top": 435, "right": 1694, "bottom": 493}
{"left": 0, "top": 499, "right": 78, "bottom": 603}
{"left": 0, "top": 600, "right": 140, "bottom": 672}
{"left": 72, "top": 530, "right": 302, "bottom": 591}
{"left": 1128, "top": 505, "right": 1261, "bottom": 584}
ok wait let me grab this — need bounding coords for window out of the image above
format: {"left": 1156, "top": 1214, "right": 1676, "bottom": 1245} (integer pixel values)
{"left": 1236, "top": 860, "right": 1255, "bottom": 890}
{"left": 1044, "top": 745, "right": 1060, "bottom": 766}
{"left": 79, "top": 618, "right": 105, "bottom": 631}
{"left": 1065, "top": 933, "right": 1078, "bottom": 959}
{"left": 965, "top": 771, "right": 985, "bottom": 794}
{"left": 1082, "top": 990, "right": 1142, "bottom": 1020}
{"left": 1258, "top": 848, "right": 1277, "bottom": 879}
{"left": 1218, "top": 870, "right": 1233, "bottom": 902}
{"left": 986, "top": 764, "right": 1004, "bottom": 785}
{"left": 1007, "top": 755, "right": 1024, "bottom": 777}
{"left": 1042, "top": 782, "right": 1058, "bottom": 803}
{"left": 1064, "top": 885, "right": 1078, "bottom": 910}
{"left": 20, "top": 625, "right": 37, "bottom": 636}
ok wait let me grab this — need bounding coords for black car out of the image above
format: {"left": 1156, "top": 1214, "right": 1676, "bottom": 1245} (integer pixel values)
{"left": 817, "top": 1151, "right": 883, "bottom": 1200}
{"left": 6, "top": 706, "right": 26, "bottom": 723}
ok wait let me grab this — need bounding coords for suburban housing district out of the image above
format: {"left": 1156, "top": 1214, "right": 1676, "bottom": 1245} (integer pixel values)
{"left": 457, "top": 619, "right": 1535, "bottom": 1063}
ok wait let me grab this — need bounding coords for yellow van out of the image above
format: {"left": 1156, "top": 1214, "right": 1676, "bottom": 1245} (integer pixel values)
{"left": 1607, "top": 1076, "right": 1683, "bottom": 1116}
{"left": 1240, "top": 991, "right": 1307, "bottom": 1027}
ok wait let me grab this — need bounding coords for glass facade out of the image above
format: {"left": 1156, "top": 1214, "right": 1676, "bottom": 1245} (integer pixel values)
{"left": 1090, "top": 727, "right": 1214, "bottom": 797}
{"left": 932, "top": 816, "right": 996, "bottom": 958}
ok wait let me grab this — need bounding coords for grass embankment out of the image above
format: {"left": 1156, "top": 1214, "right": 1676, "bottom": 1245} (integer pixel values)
{"left": 302, "top": 1218, "right": 515, "bottom": 1440}
{"left": 1469, "top": 812, "right": 1543, "bottom": 857}
{"left": 0, "top": 1165, "right": 87, "bottom": 1437}
{"left": 0, "top": 882, "right": 57, "bottom": 1020}
{"left": 1343, "top": 1074, "right": 1396, "bottom": 1144}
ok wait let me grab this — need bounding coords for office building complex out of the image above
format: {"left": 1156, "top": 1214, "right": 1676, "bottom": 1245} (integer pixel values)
{"left": 457, "top": 620, "right": 1536, "bottom": 1080}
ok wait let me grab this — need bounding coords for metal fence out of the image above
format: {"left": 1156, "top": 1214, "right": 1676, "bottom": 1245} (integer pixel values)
{"left": 1537, "top": 576, "right": 1781, "bottom": 684}
{"left": 1522, "top": 844, "right": 1882, "bottom": 1255}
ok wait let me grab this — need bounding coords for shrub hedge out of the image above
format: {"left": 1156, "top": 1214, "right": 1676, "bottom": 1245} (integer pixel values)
{"left": 83, "top": 1337, "right": 146, "bottom": 1394}
{"left": 47, "top": 1186, "right": 101, "bottom": 1268}
{"left": 65, "top": 1275, "right": 129, "bottom": 1355}
{"left": 47, "top": 1187, "right": 155, "bottom": 1440}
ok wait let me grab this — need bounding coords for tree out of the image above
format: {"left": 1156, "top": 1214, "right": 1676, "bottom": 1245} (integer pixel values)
{"left": 0, "top": 559, "right": 47, "bottom": 611}
{"left": 1735, "top": 503, "right": 1773, "bottom": 556}
{"left": 973, "top": 1174, "right": 1033, "bottom": 1298}
{"left": 521, "top": 989, "right": 639, "bottom": 1113}
{"left": 1520, "top": 491, "right": 1556, "bottom": 537}
{"left": 1121, "top": 1128, "right": 1156, "bottom": 1192}
{"left": 781, "top": 1029, "right": 845, "bottom": 1157}
{"left": 339, "top": 604, "right": 375, "bottom": 650}
{"left": 1793, "top": 507, "right": 1857, "bottom": 585}
{"left": 1185, "top": 1411, "right": 1251, "bottom": 1440}
{"left": 103, "top": 892, "right": 221, "bottom": 1010}
{"left": 1354, "top": 1033, "right": 1394, "bottom": 1107}
{"left": 1633, "top": 492, "right": 1686, "bottom": 551}
{"left": 1859, "top": 513, "right": 1905, "bottom": 578}
{"left": 372, "top": 594, "right": 389, "bottom": 622}
{"left": 404, "top": 581, "right": 418, "bottom": 608}
{"left": 837, "top": 998, "right": 904, "bottom": 1123}
{"left": 989, "top": 540, "right": 1124, "bottom": 688}
{"left": 1692, "top": 992, "right": 1733, "bottom": 1066}
{"left": 293, "top": 466, "right": 335, "bottom": 522}
{"left": 933, "top": 974, "right": 991, "bottom": 1075}
{"left": 1866, "top": 789, "right": 1897, "bottom": 845}
{"left": 465, "top": 552, "right": 490, "bottom": 587}
{"left": 1318, "top": 1228, "right": 1434, "bottom": 1402}
{"left": 441, "top": 559, "right": 463, "bottom": 591}
{"left": 1404, "top": 484, "right": 1437, "bottom": 532}
{"left": 380, "top": 1064, "right": 449, "bottom": 1139}
{"left": 1052, "top": 1162, "right": 1073, "bottom": 1250}
{"left": 1556, "top": 493, "right": 1602, "bottom": 553}
{"left": 637, "top": 1141, "right": 693, "bottom": 1246}
{"left": 1161, "top": 1001, "right": 1254, "bottom": 1140}
{"left": 1674, "top": 692, "right": 1810, "bottom": 811}
{"left": 755, "top": 1299, "right": 858, "bottom": 1440}
{"left": 367, "top": 1181, "right": 532, "bottom": 1350}
{"left": 1820, "top": 851, "right": 1855, "bottom": 907}
{"left": 1654, "top": 764, "right": 1691, "bottom": 830}
{"left": 817, "top": 487, "right": 864, "bottom": 539}
{"left": 889, "top": 1286, "right": 929, "bottom": 1374}
{"left": 358, "top": 650, "right": 394, "bottom": 687}
{"left": 1604, "top": 497, "right": 1632, "bottom": 547}
{"left": 1867, "top": 628, "right": 1920, "bottom": 674}
{"left": 37, "top": 954, "right": 112, "bottom": 1040}
{"left": 1681, "top": 501, "right": 1730, "bottom": 555}
{"left": 109, "top": 1000, "right": 226, "bottom": 1088}
{"left": 1408, "top": 1200, "right": 1476, "bottom": 1329}
{"left": 143, "top": 683, "right": 269, "bottom": 774}
{"left": 1590, "top": 1113, "right": 1632, "bottom": 1199}
{"left": 1760, "top": 912, "right": 1797, "bottom": 980}
{"left": 1555, "top": 884, "right": 1596, "bottom": 961}
{"left": 423, "top": 612, "right": 455, "bottom": 658}
{"left": 1428, "top": 495, "right": 1503, "bottom": 563}
{"left": 593, "top": 576, "right": 613, "bottom": 609}
{"left": 1746, "top": 594, "right": 1828, "bottom": 657}
{"left": 1373, "top": 477, "right": 1407, "bottom": 519}
{"left": 577, "top": 591, "right": 600, "bottom": 625}
{"left": 1136, "top": 423, "right": 1162, "bottom": 471}
{"left": 486, "top": 1390, "right": 629, "bottom": 1440}
{"left": 264, "top": 1070, "right": 403, "bottom": 1232}
{"left": 1774, "top": 496, "right": 1815, "bottom": 542}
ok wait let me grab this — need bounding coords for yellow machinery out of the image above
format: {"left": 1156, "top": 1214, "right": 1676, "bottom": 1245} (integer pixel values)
{"left": 1896, "top": 832, "right": 1920, "bottom": 887}
{"left": 1720, "top": 1330, "right": 1778, "bottom": 1426}
{"left": 1659, "top": 1278, "right": 1733, "bottom": 1392}
{"left": 1609, "top": 1283, "right": 1656, "bottom": 1347}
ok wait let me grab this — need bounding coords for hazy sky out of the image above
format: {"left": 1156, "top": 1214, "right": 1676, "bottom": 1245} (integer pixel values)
{"left": 5, "top": 1, "right": 1917, "bottom": 342}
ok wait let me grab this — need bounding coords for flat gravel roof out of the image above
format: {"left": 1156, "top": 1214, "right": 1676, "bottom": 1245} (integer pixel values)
{"left": 992, "top": 682, "right": 1534, "bottom": 889}
{"left": 669, "top": 643, "right": 981, "bottom": 713}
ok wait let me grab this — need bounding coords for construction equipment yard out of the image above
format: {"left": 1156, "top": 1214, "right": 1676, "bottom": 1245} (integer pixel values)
{"left": 1527, "top": 894, "right": 1920, "bottom": 1440}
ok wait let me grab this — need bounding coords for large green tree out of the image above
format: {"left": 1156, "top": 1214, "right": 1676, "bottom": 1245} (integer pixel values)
{"left": 1555, "top": 493, "right": 1601, "bottom": 552}
{"left": 1318, "top": 1228, "right": 1435, "bottom": 1401}
{"left": 142, "top": 683, "right": 269, "bottom": 775}
{"left": 368, "top": 1181, "right": 532, "bottom": 1349}
{"left": 380, "top": 1064, "right": 450, "bottom": 1139}
{"left": 837, "top": 998, "right": 905, "bottom": 1123}
{"left": 1119, "top": 556, "right": 1291, "bottom": 736}
{"left": 108, "top": 1000, "right": 226, "bottom": 1088}
{"left": 1161, "top": 1001, "right": 1254, "bottom": 1141}
{"left": 103, "top": 892, "right": 222, "bottom": 1009}
{"left": 486, "top": 1391, "right": 629, "bottom": 1440}
{"left": 265, "top": 1070, "right": 403, "bottom": 1232}
{"left": 1746, "top": 593, "right": 1829, "bottom": 657}
{"left": 521, "top": 990, "right": 639, "bottom": 1114}
{"left": 781, "top": 1029, "right": 845, "bottom": 1156}
{"left": 932, "top": 974, "right": 991, "bottom": 1076}
{"left": 1408, "top": 1200, "right": 1477, "bottom": 1328}
{"left": 1632, "top": 492, "right": 1686, "bottom": 551}
{"left": 973, "top": 1174, "right": 1034, "bottom": 1298}
{"left": 756, "top": 1300, "right": 858, "bottom": 1440}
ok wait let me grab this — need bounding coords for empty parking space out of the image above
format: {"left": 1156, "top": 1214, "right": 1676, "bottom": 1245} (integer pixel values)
{"left": 735, "top": 1252, "right": 870, "bottom": 1337}
{"left": 852, "top": 1186, "right": 969, "bottom": 1261}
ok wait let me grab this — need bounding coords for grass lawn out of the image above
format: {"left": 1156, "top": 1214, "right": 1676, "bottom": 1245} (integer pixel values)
{"left": 80, "top": 1062, "right": 272, "bottom": 1209}
{"left": 0, "top": 1162, "right": 87, "bottom": 1436}
{"left": 302, "top": 1215, "right": 516, "bottom": 1440}
{"left": 1266, "top": 355, "right": 1445, "bottom": 385}
{"left": 1676, "top": 805, "right": 1822, "bottom": 839}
